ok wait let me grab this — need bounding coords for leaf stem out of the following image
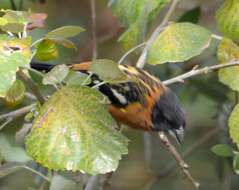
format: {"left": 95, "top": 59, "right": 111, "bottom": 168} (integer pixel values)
{"left": 163, "top": 61, "right": 239, "bottom": 85}
{"left": 136, "top": 0, "right": 180, "bottom": 68}
{"left": 17, "top": 69, "right": 45, "bottom": 104}
{"left": 118, "top": 42, "right": 146, "bottom": 64}
{"left": 22, "top": 165, "right": 51, "bottom": 182}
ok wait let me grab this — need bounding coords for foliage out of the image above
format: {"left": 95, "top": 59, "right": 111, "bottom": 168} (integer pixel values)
{"left": 0, "top": 0, "right": 239, "bottom": 189}
{"left": 26, "top": 86, "right": 128, "bottom": 174}
{"left": 216, "top": 0, "right": 239, "bottom": 43}
{"left": 148, "top": 22, "right": 212, "bottom": 64}
{"left": 217, "top": 38, "right": 239, "bottom": 91}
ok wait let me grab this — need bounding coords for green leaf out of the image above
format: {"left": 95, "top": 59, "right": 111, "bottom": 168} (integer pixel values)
{"left": 233, "top": 153, "right": 239, "bottom": 175}
{"left": 5, "top": 79, "right": 25, "bottom": 106}
{"left": 0, "top": 35, "right": 32, "bottom": 97}
{"left": 217, "top": 38, "right": 239, "bottom": 92}
{"left": 50, "top": 174, "right": 79, "bottom": 190}
{"left": 211, "top": 144, "right": 234, "bottom": 157}
{"left": 178, "top": 7, "right": 201, "bottom": 23}
{"left": 64, "top": 71, "right": 91, "bottom": 86}
{"left": 1, "top": 23, "right": 24, "bottom": 33}
{"left": 0, "top": 10, "right": 29, "bottom": 33}
{"left": 229, "top": 104, "right": 239, "bottom": 149}
{"left": 148, "top": 22, "right": 212, "bottom": 64}
{"left": 0, "top": 162, "right": 26, "bottom": 178}
{"left": 90, "top": 59, "right": 128, "bottom": 83}
{"left": 50, "top": 38, "right": 77, "bottom": 50}
{"left": 216, "top": 0, "right": 239, "bottom": 43}
{"left": 25, "top": 86, "right": 128, "bottom": 174}
{"left": 43, "top": 64, "right": 69, "bottom": 85}
{"left": 0, "top": 134, "right": 31, "bottom": 162}
{"left": 110, "top": 0, "right": 170, "bottom": 50}
{"left": 35, "top": 39, "right": 59, "bottom": 61}
{"left": 45, "top": 26, "right": 85, "bottom": 39}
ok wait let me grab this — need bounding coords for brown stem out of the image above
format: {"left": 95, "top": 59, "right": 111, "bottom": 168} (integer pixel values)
{"left": 90, "top": 0, "right": 97, "bottom": 59}
{"left": 159, "top": 128, "right": 219, "bottom": 177}
{"left": 158, "top": 132, "right": 200, "bottom": 189}
{"left": 0, "top": 104, "right": 35, "bottom": 122}
{"left": 163, "top": 61, "right": 239, "bottom": 85}
{"left": 17, "top": 69, "right": 45, "bottom": 104}
{"left": 136, "top": 0, "right": 180, "bottom": 68}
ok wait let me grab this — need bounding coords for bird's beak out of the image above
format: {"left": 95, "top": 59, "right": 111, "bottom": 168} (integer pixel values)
{"left": 168, "top": 126, "right": 184, "bottom": 145}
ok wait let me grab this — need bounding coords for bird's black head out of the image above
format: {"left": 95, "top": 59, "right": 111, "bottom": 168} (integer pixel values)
{"left": 151, "top": 88, "right": 186, "bottom": 144}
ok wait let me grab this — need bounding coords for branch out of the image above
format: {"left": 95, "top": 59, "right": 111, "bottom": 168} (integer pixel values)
{"left": 90, "top": 0, "right": 98, "bottom": 59}
{"left": 163, "top": 61, "right": 239, "bottom": 86}
{"left": 158, "top": 132, "right": 200, "bottom": 189}
{"left": 9, "top": 0, "right": 17, "bottom": 10}
{"left": 17, "top": 69, "right": 45, "bottom": 104}
{"left": 0, "top": 104, "right": 35, "bottom": 122}
{"left": 136, "top": 0, "right": 180, "bottom": 68}
{"left": 159, "top": 128, "right": 219, "bottom": 177}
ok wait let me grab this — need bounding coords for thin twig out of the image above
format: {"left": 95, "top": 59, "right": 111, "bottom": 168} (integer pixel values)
{"left": 9, "top": 0, "right": 17, "bottom": 10}
{"left": 23, "top": 165, "right": 51, "bottom": 182}
{"left": 159, "top": 128, "right": 219, "bottom": 177}
{"left": 0, "top": 118, "right": 13, "bottom": 131}
{"left": 158, "top": 132, "right": 200, "bottom": 189}
{"left": 17, "top": 69, "right": 45, "bottom": 104}
{"left": 163, "top": 61, "right": 239, "bottom": 85}
{"left": 19, "top": 0, "right": 24, "bottom": 10}
{"left": 211, "top": 34, "right": 223, "bottom": 41}
{"left": 136, "top": 0, "right": 180, "bottom": 68}
{"left": 0, "top": 104, "right": 35, "bottom": 122}
{"left": 118, "top": 42, "right": 146, "bottom": 64}
{"left": 90, "top": 0, "right": 98, "bottom": 59}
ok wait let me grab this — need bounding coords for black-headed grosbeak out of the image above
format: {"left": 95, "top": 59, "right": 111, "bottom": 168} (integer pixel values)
{"left": 30, "top": 61, "right": 186, "bottom": 144}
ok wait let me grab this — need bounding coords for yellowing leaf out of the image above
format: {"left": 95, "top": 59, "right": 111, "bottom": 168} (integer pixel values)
{"left": 0, "top": 35, "right": 32, "bottom": 97}
{"left": 229, "top": 104, "right": 239, "bottom": 149}
{"left": 216, "top": 0, "right": 239, "bottom": 43}
{"left": 217, "top": 38, "right": 239, "bottom": 91}
{"left": 5, "top": 79, "right": 25, "bottom": 106}
{"left": 25, "top": 86, "right": 128, "bottom": 174}
{"left": 148, "top": 22, "right": 212, "bottom": 64}
{"left": 35, "top": 39, "right": 59, "bottom": 61}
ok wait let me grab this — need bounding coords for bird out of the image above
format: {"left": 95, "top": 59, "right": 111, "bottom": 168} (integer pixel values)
{"left": 30, "top": 61, "right": 186, "bottom": 144}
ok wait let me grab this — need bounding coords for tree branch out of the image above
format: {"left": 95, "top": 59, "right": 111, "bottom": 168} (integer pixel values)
{"left": 0, "top": 104, "right": 35, "bottom": 131}
{"left": 158, "top": 132, "right": 200, "bottom": 189}
{"left": 136, "top": 0, "right": 180, "bottom": 68}
{"left": 17, "top": 69, "right": 45, "bottom": 104}
{"left": 0, "top": 104, "right": 35, "bottom": 122}
{"left": 159, "top": 128, "right": 219, "bottom": 177}
{"left": 163, "top": 61, "right": 239, "bottom": 85}
{"left": 90, "top": 0, "right": 98, "bottom": 59}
